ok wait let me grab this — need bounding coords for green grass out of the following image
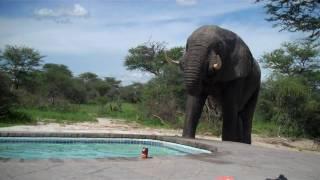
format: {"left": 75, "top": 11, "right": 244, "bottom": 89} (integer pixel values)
{"left": 252, "top": 112, "right": 279, "bottom": 136}
{"left": 18, "top": 107, "right": 96, "bottom": 123}
{"left": 252, "top": 120, "right": 279, "bottom": 136}
{"left": 1, "top": 103, "right": 166, "bottom": 128}
{"left": 1, "top": 105, "right": 99, "bottom": 127}
{"left": 95, "top": 103, "right": 167, "bottom": 128}
{"left": 1, "top": 103, "right": 281, "bottom": 137}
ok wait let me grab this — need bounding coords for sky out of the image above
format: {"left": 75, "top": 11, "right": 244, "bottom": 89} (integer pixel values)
{"left": 0, "top": 0, "right": 299, "bottom": 85}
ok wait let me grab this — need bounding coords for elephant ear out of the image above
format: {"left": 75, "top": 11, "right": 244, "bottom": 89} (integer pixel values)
{"left": 219, "top": 40, "right": 253, "bottom": 81}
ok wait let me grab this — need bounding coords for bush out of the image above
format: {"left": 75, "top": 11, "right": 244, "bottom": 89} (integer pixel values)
{"left": 257, "top": 75, "right": 320, "bottom": 137}
{"left": 139, "top": 65, "right": 185, "bottom": 126}
{"left": 0, "top": 109, "right": 35, "bottom": 126}
{"left": 0, "top": 71, "right": 17, "bottom": 119}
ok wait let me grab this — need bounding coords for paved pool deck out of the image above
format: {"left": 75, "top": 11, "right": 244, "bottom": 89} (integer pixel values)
{"left": 0, "top": 132, "right": 319, "bottom": 180}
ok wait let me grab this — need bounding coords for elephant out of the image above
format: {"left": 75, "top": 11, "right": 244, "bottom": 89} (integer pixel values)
{"left": 166, "top": 25, "right": 261, "bottom": 144}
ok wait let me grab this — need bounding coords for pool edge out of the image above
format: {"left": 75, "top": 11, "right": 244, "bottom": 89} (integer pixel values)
{"left": 0, "top": 131, "right": 218, "bottom": 153}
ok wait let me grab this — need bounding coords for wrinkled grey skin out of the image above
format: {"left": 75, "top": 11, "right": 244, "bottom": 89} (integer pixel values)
{"left": 180, "top": 25, "right": 261, "bottom": 144}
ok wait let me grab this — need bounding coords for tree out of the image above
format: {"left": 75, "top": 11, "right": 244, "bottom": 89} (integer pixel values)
{"left": 65, "top": 78, "right": 87, "bottom": 104}
{"left": 258, "top": 41, "right": 320, "bottom": 137}
{"left": 103, "top": 77, "right": 121, "bottom": 101}
{"left": 42, "top": 63, "right": 73, "bottom": 105}
{"left": 79, "top": 72, "right": 99, "bottom": 83}
{"left": 78, "top": 72, "right": 100, "bottom": 100}
{"left": 133, "top": 45, "right": 185, "bottom": 125}
{"left": 125, "top": 42, "right": 186, "bottom": 125}
{"left": 120, "top": 83, "right": 143, "bottom": 103}
{"left": 257, "top": 0, "right": 320, "bottom": 40}
{"left": 140, "top": 64, "right": 185, "bottom": 126}
{"left": 124, "top": 41, "right": 168, "bottom": 76}
{"left": 0, "top": 45, "right": 44, "bottom": 89}
{"left": 261, "top": 41, "right": 319, "bottom": 76}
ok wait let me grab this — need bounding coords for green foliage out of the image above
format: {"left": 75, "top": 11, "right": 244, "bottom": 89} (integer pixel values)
{"left": 252, "top": 116, "right": 279, "bottom": 136}
{"left": 119, "top": 83, "right": 143, "bottom": 103}
{"left": 0, "top": 109, "right": 35, "bottom": 127}
{"left": 124, "top": 41, "right": 168, "bottom": 76}
{"left": 65, "top": 78, "right": 87, "bottom": 104}
{"left": 0, "top": 45, "right": 44, "bottom": 89}
{"left": 257, "top": 0, "right": 320, "bottom": 40}
{"left": 79, "top": 72, "right": 99, "bottom": 82}
{"left": 124, "top": 41, "right": 186, "bottom": 126}
{"left": 257, "top": 0, "right": 320, "bottom": 137}
{"left": 259, "top": 76, "right": 309, "bottom": 136}
{"left": 98, "top": 103, "right": 165, "bottom": 127}
{"left": 261, "top": 41, "right": 319, "bottom": 75}
{"left": 78, "top": 73, "right": 122, "bottom": 103}
{"left": 258, "top": 41, "right": 320, "bottom": 137}
{"left": 0, "top": 71, "right": 16, "bottom": 119}
{"left": 139, "top": 61, "right": 185, "bottom": 126}
{"left": 103, "top": 77, "right": 121, "bottom": 101}
{"left": 0, "top": 64, "right": 34, "bottom": 126}
{"left": 42, "top": 63, "right": 73, "bottom": 105}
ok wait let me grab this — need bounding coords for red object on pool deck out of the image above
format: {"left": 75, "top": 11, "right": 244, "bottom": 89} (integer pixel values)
{"left": 215, "top": 176, "right": 235, "bottom": 180}
{"left": 141, "top": 147, "right": 148, "bottom": 159}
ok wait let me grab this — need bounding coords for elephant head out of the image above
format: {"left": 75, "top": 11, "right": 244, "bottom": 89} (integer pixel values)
{"left": 166, "top": 25, "right": 253, "bottom": 96}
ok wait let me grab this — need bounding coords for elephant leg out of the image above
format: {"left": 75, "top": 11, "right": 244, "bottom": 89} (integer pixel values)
{"left": 221, "top": 79, "right": 244, "bottom": 142}
{"left": 182, "top": 94, "right": 207, "bottom": 138}
{"left": 239, "top": 87, "right": 260, "bottom": 144}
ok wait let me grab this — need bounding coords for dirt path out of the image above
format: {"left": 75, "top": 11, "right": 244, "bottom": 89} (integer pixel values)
{"left": 1, "top": 118, "right": 319, "bottom": 153}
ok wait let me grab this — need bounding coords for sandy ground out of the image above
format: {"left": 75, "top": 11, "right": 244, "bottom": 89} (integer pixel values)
{"left": 1, "top": 118, "right": 319, "bottom": 153}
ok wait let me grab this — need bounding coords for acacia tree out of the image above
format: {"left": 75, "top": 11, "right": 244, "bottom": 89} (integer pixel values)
{"left": 261, "top": 41, "right": 319, "bottom": 75}
{"left": 257, "top": 0, "right": 320, "bottom": 40}
{"left": 124, "top": 41, "right": 168, "bottom": 76}
{"left": 0, "top": 45, "right": 44, "bottom": 89}
{"left": 79, "top": 72, "right": 99, "bottom": 83}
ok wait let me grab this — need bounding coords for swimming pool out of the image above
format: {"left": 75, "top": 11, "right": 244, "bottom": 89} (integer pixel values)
{"left": 0, "top": 137, "right": 211, "bottom": 159}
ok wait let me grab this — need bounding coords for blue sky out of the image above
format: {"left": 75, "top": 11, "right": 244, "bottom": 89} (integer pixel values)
{"left": 0, "top": 0, "right": 298, "bottom": 84}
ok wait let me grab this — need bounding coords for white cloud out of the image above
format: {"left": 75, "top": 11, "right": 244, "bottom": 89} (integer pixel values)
{"left": 34, "top": 4, "right": 88, "bottom": 23}
{"left": 0, "top": 0, "right": 299, "bottom": 84}
{"left": 117, "top": 71, "right": 154, "bottom": 85}
{"left": 176, "top": 0, "right": 198, "bottom": 6}
{"left": 0, "top": 15, "right": 295, "bottom": 82}
{"left": 71, "top": 4, "right": 88, "bottom": 17}
{"left": 0, "top": 17, "right": 195, "bottom": 55}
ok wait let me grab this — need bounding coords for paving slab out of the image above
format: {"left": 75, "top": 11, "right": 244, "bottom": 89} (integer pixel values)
{"left": 0, "top": 133, "right": 319, "bottom": 180}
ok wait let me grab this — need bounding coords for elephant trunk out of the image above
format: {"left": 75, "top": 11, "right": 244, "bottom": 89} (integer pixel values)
{"left": 184, "top": 46, "right": 206, "bottom": 95}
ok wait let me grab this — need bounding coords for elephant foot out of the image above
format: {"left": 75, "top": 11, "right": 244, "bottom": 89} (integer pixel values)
{"left": 182, "top": 132, "right": 196, "bottom": 139}
{"left": 222, "top": 137, "right": 251, "bottom": 144}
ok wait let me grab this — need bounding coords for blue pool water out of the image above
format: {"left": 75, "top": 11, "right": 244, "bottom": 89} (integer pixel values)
{"left": 0, "top": 137, "right": 210, "bottom": 159}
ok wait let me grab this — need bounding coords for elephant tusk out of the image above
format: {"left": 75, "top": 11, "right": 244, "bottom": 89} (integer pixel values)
{"left": 212, "top": 54, "right": 222, "bottom": 70}
{"left": 213, "top": 63, "right": 221, "bottom": 69}
{"left": 164, "top": 51, "right": 180, "bottom": 65}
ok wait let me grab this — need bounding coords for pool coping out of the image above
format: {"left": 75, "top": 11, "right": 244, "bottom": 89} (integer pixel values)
{"left": 0, "top": 131, "right": 218, "bottom": 154}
